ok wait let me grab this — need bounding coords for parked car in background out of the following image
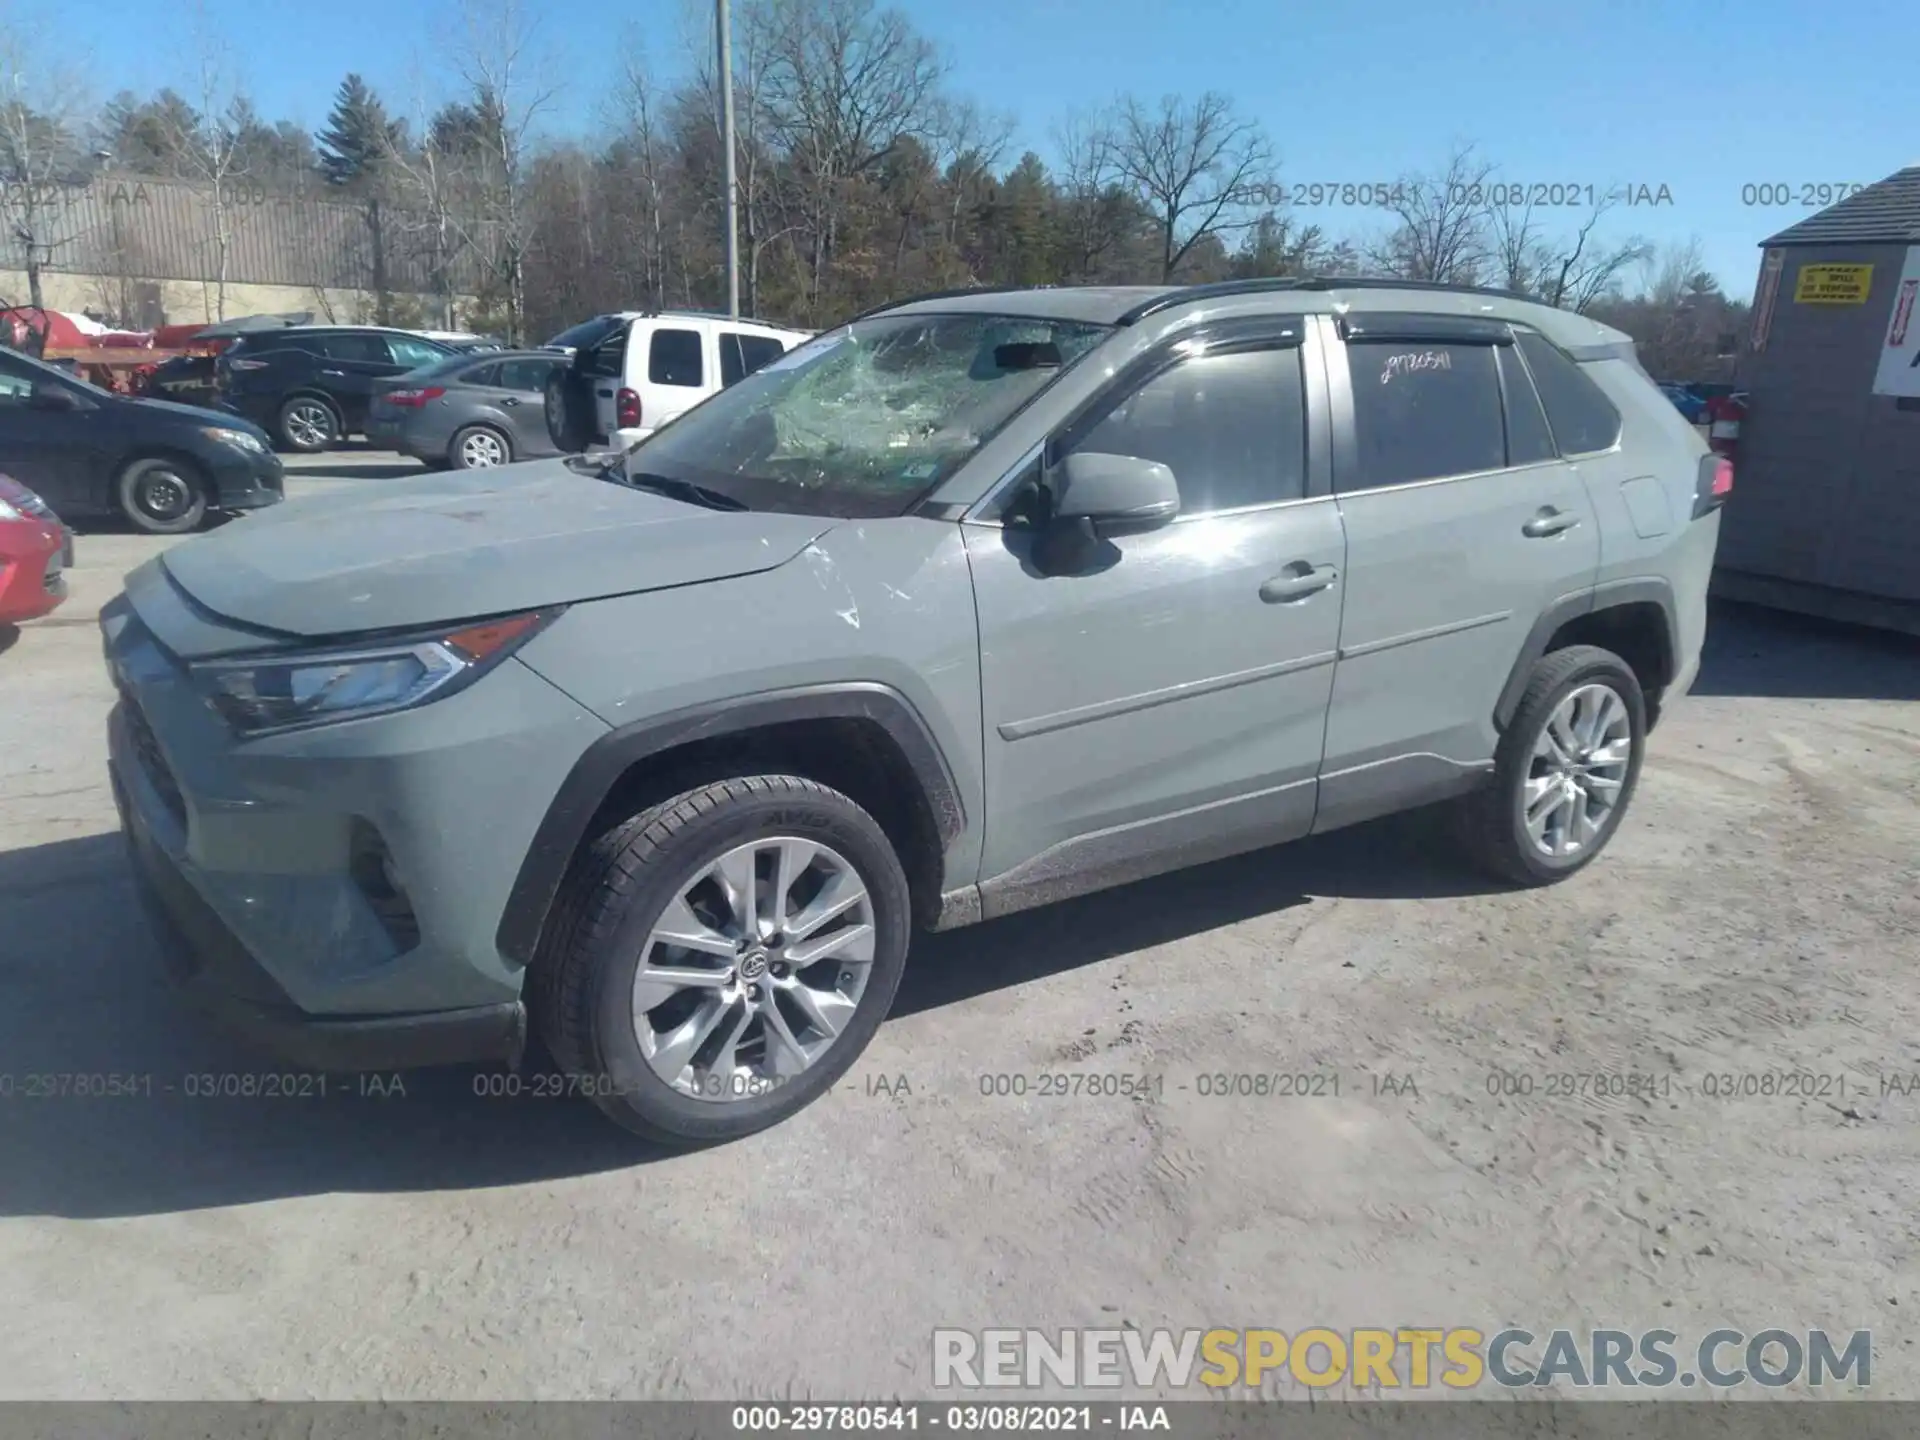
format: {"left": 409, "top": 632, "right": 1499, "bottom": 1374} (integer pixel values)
{"left": 145, "top": 353, "right": 219, "bottom": 407}
{"left": 1657, "top": 382, "right": 1709, "bottom": 423}
{"left": 366, "top": 350, "right": 567, "bottom": 469}
{"left": 103, "top": 277, "right": 1724, "bottom": 1146}
{"left": 413, "top": 330, "right": 507, "bottom": 352}
{"left": 0, "top": 473, "right": 72, "bottom": 624}
{"left": 541, "top": 310, "right": 810, "bottom": 452}
{"left": 0, "top": 345, "right": 281, "bottom": 533}
{"left": 214, "top": 326, "right": 461, "bottom": 452}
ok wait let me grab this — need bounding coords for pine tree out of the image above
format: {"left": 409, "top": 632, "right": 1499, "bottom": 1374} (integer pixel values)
{"left": 316, "top": 74, "right": 399, "bottom": 187}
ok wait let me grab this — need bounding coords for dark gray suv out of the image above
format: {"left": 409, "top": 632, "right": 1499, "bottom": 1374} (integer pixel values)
{"left": 103, "top": 277, "right": 1727, "bottom": 1146}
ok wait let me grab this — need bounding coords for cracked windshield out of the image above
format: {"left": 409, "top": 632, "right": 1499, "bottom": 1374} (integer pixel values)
{"left": 629, "top": 314, "right": 1109, "bottom": 516}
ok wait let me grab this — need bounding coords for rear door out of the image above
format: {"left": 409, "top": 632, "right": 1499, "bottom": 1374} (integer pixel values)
{"left": 492, "top": 356, "right": 562, "bottom": 455}
{"left": 586, "top": 324, "right": 631, "bottom": 443}
{"left": 315, "top": 331, "right": 406, "bottom": 431}
{"left": 1315, "top": 313, "right": 1600, "bottom": 829}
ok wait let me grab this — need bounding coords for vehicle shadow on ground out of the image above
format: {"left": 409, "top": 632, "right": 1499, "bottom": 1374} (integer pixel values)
{"left": 1693, "top": 598, "right": 1920, "bottom": 702}
{"left": 0, "top": 808, "right": 1488, "bottom": 1218}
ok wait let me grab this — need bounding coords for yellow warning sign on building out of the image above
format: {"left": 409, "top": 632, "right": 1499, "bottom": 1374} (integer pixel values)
{"left": 1793, "top": 263, "right": 1873, "bottom": 304}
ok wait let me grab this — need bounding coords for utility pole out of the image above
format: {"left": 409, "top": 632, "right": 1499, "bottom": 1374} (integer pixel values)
{"left": 717, "top": 0, "right": 741, "bottom": 318}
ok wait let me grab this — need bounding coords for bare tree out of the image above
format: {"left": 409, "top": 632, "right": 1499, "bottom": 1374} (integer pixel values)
{"left": 447, "top": 0, "right": 557, "bottom": 342}
{"left": 162, "top": 5, "right": 257, "bottom": 321}
{"left": 1367, "top": 144, "right": 1494, "bottom": 284}
{"left": 1489, "top": 192, "right": 1650, "bottom": 311}
{"left": 1051, "top": 108, "right": 1128, "bottom": 282}
{"left": 1106, "top": 91, "right": 1272, "bottom": 281}
{"left": 0, "top": 6, "right": 93, "bottom": 310}
{"left": 755, "top": 0, "right": 945, "bottom": 316}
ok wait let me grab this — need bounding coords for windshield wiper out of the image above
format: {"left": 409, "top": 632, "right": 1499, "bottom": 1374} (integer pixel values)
{"left": 625, "top": 471, "right": 748, "bottom": 511}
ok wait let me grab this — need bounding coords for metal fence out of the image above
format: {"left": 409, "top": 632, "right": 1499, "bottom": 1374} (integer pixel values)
{"left": 2, "top": 174, "right": 487, "bottom": 293}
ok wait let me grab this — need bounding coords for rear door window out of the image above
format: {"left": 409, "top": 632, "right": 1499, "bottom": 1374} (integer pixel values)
{"left": 457, "top": 362, "right": 502, "bottom": 388}
{"left": 1497, "top": 344, "right": 1557, "bottom": 466}
{"left": 719, "top": 331, "right": 788, "bottom": 386}
{"left": 322, "top": 332, "right": 388, "bottom": 363}
{"left": 1515, "top": 331, "right": 1623, "bottom": 455}
{"left": 649, "top": 328, "right": 704, "bottom": 387}
{"left": 496, "top": 357, "right": 557, "bottom": 392}
{"left": 1343, "top": 340, "right": 1507, "bottom": 490}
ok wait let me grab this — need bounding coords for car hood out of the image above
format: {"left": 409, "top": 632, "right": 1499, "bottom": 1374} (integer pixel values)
{"left": 156, "top": 460, "right": 835, "bottom": 640}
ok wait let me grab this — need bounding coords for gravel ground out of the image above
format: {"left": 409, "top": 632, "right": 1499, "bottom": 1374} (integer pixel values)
{"left": 1, "top": 454, "right": 1916, "bottom": 1401}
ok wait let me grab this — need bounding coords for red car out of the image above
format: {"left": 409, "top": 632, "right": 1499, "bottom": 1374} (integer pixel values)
{"left": 0, "top": 473, "right": 72, "bottom": 625}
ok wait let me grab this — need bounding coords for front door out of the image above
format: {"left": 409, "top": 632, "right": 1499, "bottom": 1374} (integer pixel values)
{"left": 965, "top": 326, "right": 1346, "bottom": 911}
{"left": 1315, "top": 314, "right": 1601, "bottom": 829}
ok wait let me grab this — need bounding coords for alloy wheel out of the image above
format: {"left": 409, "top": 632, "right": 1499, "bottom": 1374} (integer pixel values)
{"left": 1521, "top": 682, "right": 1633, "bottom": 859}
{"left": 633, "top": 837, "right": 876, "bottom": 1103}
{"left": 285, "top": 402, "right": 333, "bottom": 448}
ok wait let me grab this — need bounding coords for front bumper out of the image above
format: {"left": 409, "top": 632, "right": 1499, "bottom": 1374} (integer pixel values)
{"left": 206, "top": 445, "right": 285, "bottom": 512}
{"left": 100, "top": 589, "right": 610, "bottom": 1072}
{"left": 112, "top": 754, "right": 526, "bottom": 1070}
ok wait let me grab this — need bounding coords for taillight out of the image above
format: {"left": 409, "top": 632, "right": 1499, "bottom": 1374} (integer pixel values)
{"left": 385, "top": 387, "right": 446, "bottom": 408}
{"left": 1693, "top": 454, "right": 1733, "bottom": 519}
{"left": 616, "top": 387, "right": 642, "bottom": 428}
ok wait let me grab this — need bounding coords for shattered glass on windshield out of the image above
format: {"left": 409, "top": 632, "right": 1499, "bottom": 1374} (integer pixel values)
{"left": 630, "top": 312, "right": 1110, "bottom": 518}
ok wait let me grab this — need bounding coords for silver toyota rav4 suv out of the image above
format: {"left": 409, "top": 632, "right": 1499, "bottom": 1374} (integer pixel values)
{"left": 104, "top": 277, "right": 1728, "bottom": 1146}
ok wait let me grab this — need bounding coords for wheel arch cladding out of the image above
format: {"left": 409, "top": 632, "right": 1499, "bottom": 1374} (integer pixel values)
{"left": 494, "top": 682, "right": 966, "bottom": 967}
{"left": 1495, "top": 579, "right": 1678, "bottom": 733}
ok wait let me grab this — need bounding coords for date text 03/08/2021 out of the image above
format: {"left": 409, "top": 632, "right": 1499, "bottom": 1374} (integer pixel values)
{"left": 730, "top": 1405, "right": 1167, "bottom": 1433}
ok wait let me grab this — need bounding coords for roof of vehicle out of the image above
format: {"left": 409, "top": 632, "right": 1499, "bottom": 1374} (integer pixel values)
{"left": 865, "top": 277, "right": 1634, "bottom": 356}
{"left": 587, "top": 310, "right": 808, "bottom": 332}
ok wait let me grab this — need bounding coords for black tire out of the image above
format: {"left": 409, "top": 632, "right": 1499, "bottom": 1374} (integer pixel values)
{"left": 531, "top": 775, "right": 911, "bottom": 1147}
{"left": 544, "top": 367, "right": 595, "bottom": 453}
{"left": 448, "top": 423, "right": 513, "bottom": 470}
{"left": 117, "top": 457, "right": 209, "bottom": 535}
{"left": 277, "top": 394, "right": 340, "bottom": 453}
{"left": 1456, "top": 645, "right": 1647, "bottom": 886}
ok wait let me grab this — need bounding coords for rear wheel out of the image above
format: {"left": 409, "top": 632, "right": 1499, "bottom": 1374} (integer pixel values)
{"left": 1457, "top": 645, "right": 1646, "bottom": 885}
{"left": 277, "top": 395, "right": 338, "bottom": 453}
{"left": 449, "top": 424, "right": 511, "bottom": 469}
{"left": 117, "top": 457, "right": 208, "bottom": 535}
{"left": 532, "top": 775, "right": 910, "bottom": 1147}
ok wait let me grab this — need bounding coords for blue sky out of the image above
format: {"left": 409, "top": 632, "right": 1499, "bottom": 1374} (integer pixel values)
{"left": 59, "top": 0, "right": 1920, "bottom": 295}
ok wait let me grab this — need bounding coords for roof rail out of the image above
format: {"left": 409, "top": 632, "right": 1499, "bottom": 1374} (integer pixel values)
{"left": 840, "top": 284, "right": 1059, "bottom": 327}
{"left": 1115, "top": 275, "right": 1542, "bottom": 325}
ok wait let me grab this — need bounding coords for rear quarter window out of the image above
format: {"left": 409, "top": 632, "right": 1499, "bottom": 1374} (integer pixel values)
{"left": 1516, "top": 331, "right": 1622, "bottom": 455}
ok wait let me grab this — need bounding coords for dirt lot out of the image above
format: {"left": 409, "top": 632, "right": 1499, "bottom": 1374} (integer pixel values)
{"left": 1, "top": 453, "right": 1917, "bottom": 1400}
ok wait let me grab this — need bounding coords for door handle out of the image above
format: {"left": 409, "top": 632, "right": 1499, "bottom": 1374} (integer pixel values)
{"left": 501, "top": 397, "right": 520, "bottom": 407}
{"left": 1259, "top": 563, "right": 1338, "bottom": 603}
{"left": 1523, "top": 508, "right": 1581, "bottom": 538}
{"left": 596, "top": 388, "right": 614, "bottom": 398}
{"left": 319, "top": 368, "right": 345, "bottom": 377}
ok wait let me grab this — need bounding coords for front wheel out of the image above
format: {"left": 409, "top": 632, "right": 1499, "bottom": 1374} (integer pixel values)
{"left": 117, "top": 457, "right": 208, "bottom": 534}
{"left": 531, "top": 776, "right": 911, "bottom": 1146}
{"left": 1456, "top": 645, "right": 1646, "bottom": 886}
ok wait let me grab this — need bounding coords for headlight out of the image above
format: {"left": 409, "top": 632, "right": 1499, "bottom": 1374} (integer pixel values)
{"left": 201, "top": 426, "right": 268, "bottom": 455}
{"left": 0, "top": 498, "right": 21, "bottom": 522}
{"left": 191, "top": 609, "right": 561, "bottom": 737}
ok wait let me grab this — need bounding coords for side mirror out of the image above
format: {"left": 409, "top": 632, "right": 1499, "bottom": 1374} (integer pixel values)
{"left": 28, "top": 386, "right": 78, "bottom": 412}
{"left": 1052, "top": 451, "right": 1180, "bottom": 535}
